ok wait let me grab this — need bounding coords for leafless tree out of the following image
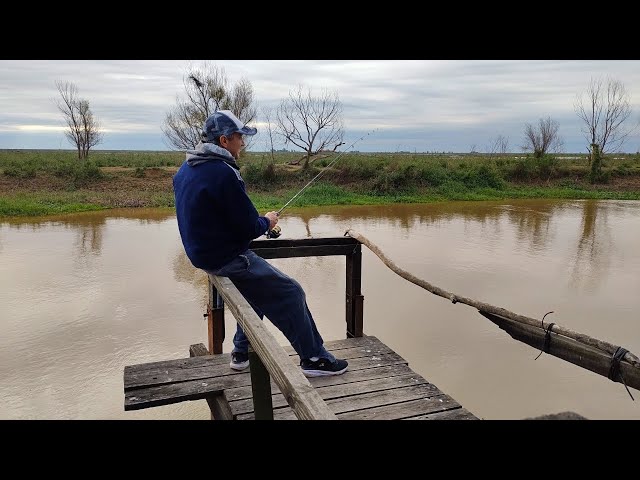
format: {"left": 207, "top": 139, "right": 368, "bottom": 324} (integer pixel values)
{"left": 162, "top": 62, "right": 257, "bottom": 151}
{"left": 261, "top": 105, "right": 278, "bottom": 163}
{"left": 521, "top": 116, "right": 564, "bottom": 158}
{"left": 276, "top": 85, "right": 344, "bottom": 169}
{"left": 54, "top": 80, "right": 103, "bottom": 160}
{"left": 486, "top": 135, "right": 509, "bottom": 158}
{"left": 574, "top": 76, "right": 635, "bottom": 156}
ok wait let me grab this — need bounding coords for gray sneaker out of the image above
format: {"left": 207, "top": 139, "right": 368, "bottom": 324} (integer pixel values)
{"left": 230, "top": 351, "right": 249, "bottom": 371}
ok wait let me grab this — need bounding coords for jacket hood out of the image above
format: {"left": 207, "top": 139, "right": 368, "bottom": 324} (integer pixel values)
{"left": 185, "top": 141, "right": 238, "bottom": 168}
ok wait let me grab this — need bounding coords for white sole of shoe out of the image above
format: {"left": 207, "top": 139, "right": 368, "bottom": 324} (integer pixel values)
{"left": 302, "top": 366, "right": 348, "bottom": 377}
{"left": 229, "top": 361, "right": 249, "bottom": 371}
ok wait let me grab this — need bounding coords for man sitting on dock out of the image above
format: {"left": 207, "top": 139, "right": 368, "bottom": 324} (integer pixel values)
{"left": 172, "top": 110, "right": 348, "bottom": 378}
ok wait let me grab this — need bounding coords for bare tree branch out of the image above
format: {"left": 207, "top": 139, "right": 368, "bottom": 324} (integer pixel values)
{"left": 54, "top": 80, "right": 103, "bottom": 160}
{"left": 574, "top": 76, "right": 636, "bottom": 155}
{"left": 275, "top": 85, "right": 344, "bottom": 169}
{"left": 574, "top": 78, "right": 640, "bottom": 155}
{"left": 261, "top": 105, "right": 277, "bottom": 163}
{"left": 162, "top": 62, "right": 257, "bottom": 151}
{"left": 486, "top": 135, "right": 509, "bottom": 158}
{"left": 521, "top": 116, "right": 564, "bottom": 158}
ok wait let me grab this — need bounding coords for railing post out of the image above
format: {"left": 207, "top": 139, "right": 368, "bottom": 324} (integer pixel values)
{"left": 248, "top": 346, "right": 274, "bottom": 420}
{"left": 345, "top": 243, "right": 364, "bottom": 338}
{"left": 207, "top": 276, "right": 225, "bottom": 354}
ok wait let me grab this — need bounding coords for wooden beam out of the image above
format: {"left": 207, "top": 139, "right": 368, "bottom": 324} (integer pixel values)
{"left": 209, "top": 274, "right": 338, "bottom": 420}
{"left": 207, "top": 281, "right": 225, "bottom": 354}
{"left": 189, "top": 343, "right": 218, "bottom": 420}
{"left": 248, "top": 347, "right": 274, "bottom": 420}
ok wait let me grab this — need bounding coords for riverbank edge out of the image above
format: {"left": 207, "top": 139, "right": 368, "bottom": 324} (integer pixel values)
{"left": 2, "top": 182, "right": 640, "bottom": 219}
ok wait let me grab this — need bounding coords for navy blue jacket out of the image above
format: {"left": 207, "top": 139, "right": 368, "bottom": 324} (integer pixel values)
{"left": 172, "top": 142, "right": 269, "bottom": 271}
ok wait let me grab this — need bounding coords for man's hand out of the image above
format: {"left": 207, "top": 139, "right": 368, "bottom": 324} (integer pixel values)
{"left": 264, "top": 211, "right": 279, "bottom": 230}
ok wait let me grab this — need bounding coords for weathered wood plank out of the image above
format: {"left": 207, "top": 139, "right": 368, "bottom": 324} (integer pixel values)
{"left": 249, "top": 245, "right": 357, "bottom": 259}
{"left": 223, "top": 351, "right": 408, "bottom": 401}
{"left": 250, "top": 237, "right": 358, "bottom": 250}
{"left": 189, "top": 342, "right": 216, "bottom": 420}
{"left": 407, "top": 407, "right": 479, "bottom": 420}
{"left": 211, "top": 274, "right": 337, "bottom": 420}
{"left": 125, "top": 356, "right": 243, "bottom": 390}
{"left": 338, "top": 394, "right": 461, "bottom": 420}
{"left": 125, "top": 335, "right": 385, "bottom": 382}
{"left": 249, "top": 236, "right": 360, "bottom": 259}
{"left": 125, "top": 351, "right": 409, "bottom": 410}
{"left": 286, "top": 343, "right": 396, "bottom": 365}
{"left": 225, "top": 363, "right": 415, "bottom": 402}
{"left": 236, "top": 383, "right": 441, "bottom": 420}
{"left": 248, "top": 347, "right": 274, "bottom": 420}
{"left": 125, "top": 372, "right": 247, "bottom": 411}
{"left": 124, "top": 353, "right": 231, "bottom": 378}
{"left": 228, "top": 372, "right": 430, "bottom": 416}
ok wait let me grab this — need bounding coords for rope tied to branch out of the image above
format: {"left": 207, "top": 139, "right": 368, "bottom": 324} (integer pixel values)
{"left": 534, "top": 312, "right": 554, "bottom": 360}
{"left": 609, "top": 346, "right": 634, "bottom": 401}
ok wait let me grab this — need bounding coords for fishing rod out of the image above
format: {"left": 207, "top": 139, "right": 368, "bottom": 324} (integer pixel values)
{"left": 266, "top": 129, "right": 378, "bottom": 238}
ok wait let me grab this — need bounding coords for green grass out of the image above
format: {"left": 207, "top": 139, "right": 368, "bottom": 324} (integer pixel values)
{"left": 0, "top": 193, "right": 104, "bottom": 217}
{"left": 2, "top": 149, "right": 640, "bottom": 217}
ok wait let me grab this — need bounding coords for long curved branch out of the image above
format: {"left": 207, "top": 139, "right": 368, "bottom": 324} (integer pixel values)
{"left": 345, "top": 229, "right": 640, "bottom": 368}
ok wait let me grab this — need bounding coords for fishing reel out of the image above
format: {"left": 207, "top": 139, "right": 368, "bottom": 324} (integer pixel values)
{"left": 266, "top": 225, "right": 281, "bottom": 239}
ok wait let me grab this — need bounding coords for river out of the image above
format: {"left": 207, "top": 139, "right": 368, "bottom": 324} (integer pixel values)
{"left": 1, "top": 199, "right": 638, "bottom": 419}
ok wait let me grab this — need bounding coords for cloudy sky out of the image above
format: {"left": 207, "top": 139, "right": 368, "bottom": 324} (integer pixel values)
{"left": 1, "top": 60, "right": 639, "bottom": 154}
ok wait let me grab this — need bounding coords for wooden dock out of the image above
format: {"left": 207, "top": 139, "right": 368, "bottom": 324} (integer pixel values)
{"left": 122, "top": 236, "right": 596, "bottom": 420}
{"left": 124, "top": 335, "right": 478, "bottom": 420}
{"left": 123, "top": 236, "right": 480, "bottom": 420}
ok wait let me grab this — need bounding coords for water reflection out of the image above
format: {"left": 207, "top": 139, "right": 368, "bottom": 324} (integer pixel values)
{"left": 1, "top": 200, "right": 639, "bottom": 420}
{"left": 569, "top": 200, "right": 612, "bottom": 291}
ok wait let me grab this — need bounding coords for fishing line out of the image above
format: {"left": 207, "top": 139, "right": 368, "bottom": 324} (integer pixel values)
{"left": 266, "top": 128, "right": 379, "bottom": 238}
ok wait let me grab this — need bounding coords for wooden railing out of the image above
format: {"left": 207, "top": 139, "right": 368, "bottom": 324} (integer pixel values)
{"left": 205, "top": 236, "right": 364, "bottom": 420}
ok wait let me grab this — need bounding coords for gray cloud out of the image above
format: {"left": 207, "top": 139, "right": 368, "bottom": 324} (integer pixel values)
{"left": 1, "top": 60, "right": 639, "bottom": 153}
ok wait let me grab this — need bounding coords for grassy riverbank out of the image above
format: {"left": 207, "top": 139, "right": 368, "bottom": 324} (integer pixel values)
{"left": 1, "top": 149, "right": 640, "bottom": 217}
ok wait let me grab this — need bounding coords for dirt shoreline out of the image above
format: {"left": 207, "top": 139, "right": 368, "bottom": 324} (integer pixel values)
{"left": 2, "top": 166, "right": 640, "bottom": 211}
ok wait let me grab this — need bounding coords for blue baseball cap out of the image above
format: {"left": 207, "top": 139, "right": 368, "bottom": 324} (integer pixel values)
{"left": 202, "top": 110, "right": 257, "bottom": 142}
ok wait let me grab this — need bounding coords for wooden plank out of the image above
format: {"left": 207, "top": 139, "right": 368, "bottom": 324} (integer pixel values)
{"left": 338, "top": 394, "right": 461, "bottom": 420}
{"left": 125, "top": 371, "right": 249, "bottom": 410}
{"left": 250, "top": 237, "right": 359, "bottom": 250}
{"left": 124, "top": 343, "right": 406, "bottom": 411}
{"left": 225, "top": 363, "right": 415, "bottom": 402}
{"left": 210, "top": 274, "right": 337, "bottom": 420}
{"left": 124, "top": 352, "right": 231, "bottom": 377}
{"left": 189, "top": 342, "right": 216, "bottom": 420}
{"left": 249, "top": 236, "right": 360, "bottom": 259}
{"left": 236, "top": 382, "right": 441, "bottom": 420}
{"left": 125, "top": 335, "right": 383, "bottom": 385}
{"left": 248, "top": 347, "right": 274, "bottom": 420}
{"left": 225, "top": 353, "right": 409, "bottom": 403}
{"left": 345, "top": 244, "right": 363, "bottom": 337}
{"left": 249, "top": 245, "right": 357, "bottom": 259}
{"left": 286, "top": 344, "right": 396, "bottom": 365}
{"left": 281, "top": 335, "right": 390, "bottom": 357}
{"left": 208, "top": 395, "right": 234, "bottom": 420}
{"left": 125, "top": 355, "right": 242, "bottom": 390}
{"left": 407, "top": 408, "right": 479, "bottom": 420}
{"left": 228, "top": 372, "right": 429, "bottom": 417}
